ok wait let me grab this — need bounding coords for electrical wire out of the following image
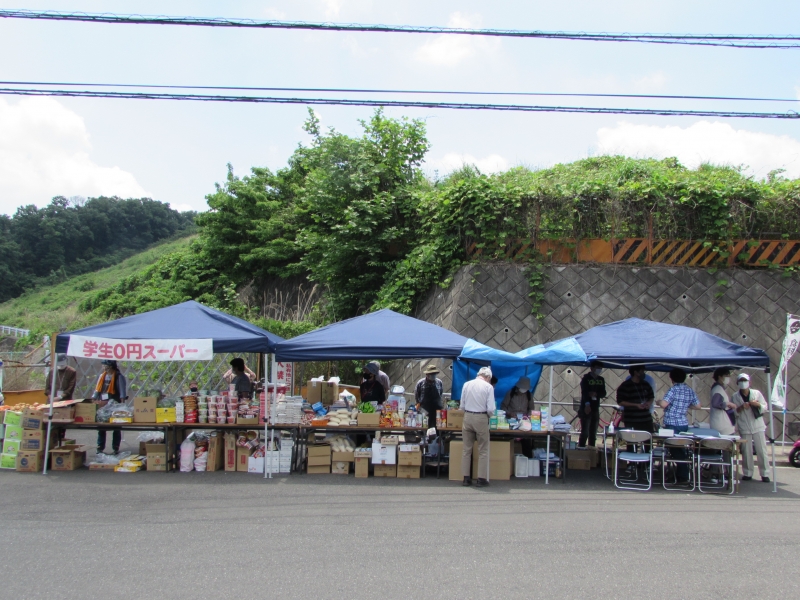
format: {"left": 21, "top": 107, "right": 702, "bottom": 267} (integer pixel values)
{"left": 1, "top": 8, "right": 799, "bottom": 48}
{"left": 2, "top": 87, "right": 798, "bottom": 119}
{"left": 2, "top": 80, "right": 798, "bottom": 103}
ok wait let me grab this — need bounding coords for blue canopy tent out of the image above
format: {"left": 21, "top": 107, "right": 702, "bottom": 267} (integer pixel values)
{"left": 548, "top": 318, "right": 771, "bottom": 372}
{"left": 47, "top": 301, "right": 284, "bottom": 477}
{"left": 274, "top": 309, "right": 470, "bottom": 361}
{"left": 56, "top": 300, "right": 284, "bottom": 354}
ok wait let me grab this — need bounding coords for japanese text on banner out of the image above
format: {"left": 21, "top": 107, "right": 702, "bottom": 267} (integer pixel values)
{"left": 67, "top": 335, "right": 214, "bottom": 361}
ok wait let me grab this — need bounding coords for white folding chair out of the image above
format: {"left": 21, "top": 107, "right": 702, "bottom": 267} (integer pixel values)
{"left": 697, "top": 438, "right": 735, "bottom": 495}
{"left": 614, "top": 430, "right": 653, "bottom": 491}
{"left": 662, "top": 437, "right": 696, "bottom": 491}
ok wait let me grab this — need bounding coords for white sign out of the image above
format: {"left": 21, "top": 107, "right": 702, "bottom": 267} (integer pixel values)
{"left": 67, "top": 335, "right": 213, "bottom": 362}
{"left": 771, "top": 314, "right": 800, "bottom": 409}
{"left": 271, "top": 356, "right": 293, "bottom": 387}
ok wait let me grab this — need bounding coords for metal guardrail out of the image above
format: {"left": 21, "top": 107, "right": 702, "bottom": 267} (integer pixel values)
{"left": 0, "top": 326, "right": 30, "bottom": 338}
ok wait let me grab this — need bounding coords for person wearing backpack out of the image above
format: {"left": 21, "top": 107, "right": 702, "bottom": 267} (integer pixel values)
{"left": 501, "top": 376, "right": 535, "bottom": 457}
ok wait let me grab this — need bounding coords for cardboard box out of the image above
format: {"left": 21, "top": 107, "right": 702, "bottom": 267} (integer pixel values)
{"left": 21, "top": 407, "right": 44, "bottom": 430}
{"left": 307, "top": 444, "right": 331, "bottom": 458}
{"left": 133, "top": 397, "right": 158, "bottom": 423}
{"left": 354, "top": 456, "right": 370, "bottom": 478}
{"left": 224, "top": 433, "right": 237, "bottom": 472}
{"left": 308, "top": 455, "right": 332, "bottom": 467}
{"left": 447, "top": 410, "right": 465, "bottom": 429}
{"left": 2, "top": 438, "right": 21, "bottom": 456}
{"left": 145, "top": 443, "right": 168, "bottom": 471}
{"left": 4, "top": 424, "right": 23, "bottom": 440}
{"left": 236, "top": 415, "right": 258, "bottom": 425}
{"left": 1, "top": 453, "right": 17, "bottom": 469}
{"left": 306, "top": 380, "right": 323, "bottom": 405}
{"left": 321, "top": 381, "right": 339, "bottom": 406}
{"left": 3, "top": 411, "right": 21, "bottom": 427}
{"left": 371, "top": 442, "right": 397, "bottom": 465}
{"left": 397, "top": 464, "right": 420, "bottom": 479}
{"left": 109, "top": 417, "right": 132, "bottom": 424}
{"left": 398, "top": 445, "right": 422, "bottom": 466}
{"left": 331, "top": 461, "right": 350, "bottom": 475}
{"left": 74, "top": 402, "right": 96, "bottom": 423}
{"left": 248, "top": 456, "right": 265, "bottom": 474}
{"left": 566, "top": 447, "right": 599, "bottom": 469}
{"left": 16, "top": 450, "right": 44, "bottom": 472}
{"left": 373, "top": 464, "right": 396, "bottom": 477}
{"left": 89, "top": 462, "right": 117, "bottom": 471}
{"left": 206, "top": 433, "right": 224, "bottom": 472}
{"left": 568, "top": 456, "right": 591, "bottom": 470}
{"left": 49, "top": 445, "right": 86, "bottom": 471}
{"left": 331, "top": 450, "right": 354, "bottom": 462}
{"left": 156, "top": 407, "right": 176, "bottom": 423}
{"left": 51, "top": 406, "right": 75, "bottom": 421}
{"left": 307, "top": 464, "right": 331, "bottom": 474}
{"left": 471, "top": 440, "right": 513, "bottom": 481}
{"left": 20, "top": 429, "right": 57, "bottom": 451}
{"left": 357, "top": 412, "right": 381, "bottom": 427}
{"left": 236, "top": 446, "right": 252, "bottom": 472}
{"left": 449, "top": 440, "right": 465, "bottom": 481}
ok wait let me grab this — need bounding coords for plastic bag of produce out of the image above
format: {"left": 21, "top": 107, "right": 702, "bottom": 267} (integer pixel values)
{"left": 193, "top": 450, "right": 208, "bottom": 472}
{"left": 136, "top": 431, "right": 164, "bottom": 443}
{"left": 179, "top": 437, "right": 196, "bottom": 472}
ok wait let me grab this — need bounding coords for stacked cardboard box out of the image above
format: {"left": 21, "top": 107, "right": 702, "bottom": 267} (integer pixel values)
{"left": 449, "top": 440, "right": 513, "bottom": 481}
{"left": 307, "top": 443, "right": 331, "bottom": 474}
{"left": 15, "top": 408, "right": 46, "bottom": 472}
{"left": 354, "top": 448, "right": 371, "bottom": 478}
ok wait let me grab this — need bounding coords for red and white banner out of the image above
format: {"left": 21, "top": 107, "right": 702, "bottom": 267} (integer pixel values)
{"left": 67, "top": 335, "right": 213, "bottom": 361}
{"left": 271, "top": 357, "right": 294, "bottom": 388}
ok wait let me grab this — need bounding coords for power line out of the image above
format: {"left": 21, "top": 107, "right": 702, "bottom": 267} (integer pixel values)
{"left": 1, "top": 8, "right": 799, "bottom": 48}
{"left": 2, "top": 87, "right": 798, "bottom": 119}
{"left": 2, "top": 80, "right": 799, "bottom": 103}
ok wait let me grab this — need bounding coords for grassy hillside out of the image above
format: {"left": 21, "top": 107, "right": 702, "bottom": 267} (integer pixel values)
{"left": 0, "top": 235, "right": 197, "bottom": 337}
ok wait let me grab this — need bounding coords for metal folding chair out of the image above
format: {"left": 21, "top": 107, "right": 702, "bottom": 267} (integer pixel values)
{"left": 662, "top": 437, "right": 696, "bottom": 491}
{"left": 614, "top": 430, "right": 653, "bottom": 491}
{"left": 697, "top": 438, "right": 735, "bottom": 494}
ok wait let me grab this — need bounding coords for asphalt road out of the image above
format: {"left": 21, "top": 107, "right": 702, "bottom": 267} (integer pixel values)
{"left": 2, "top": 446, "right": 799, "bottom": 600}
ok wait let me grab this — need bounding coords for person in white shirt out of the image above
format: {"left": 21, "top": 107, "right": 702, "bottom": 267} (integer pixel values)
{"left": 459, "top": 366, "right": 496, "bottom": 487}
{"left": 731, "top": 373, "right": 770, "bottom": 483}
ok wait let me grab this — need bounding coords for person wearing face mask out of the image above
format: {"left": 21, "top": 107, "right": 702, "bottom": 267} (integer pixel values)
{"left": 616, "top": 365, "right": 655, "bottom": 434}
{"left": 709, "top": 368, "right": 736, "bottom": 436}
{"left": 44, "top": 354, "right": 77, "bottom": 402}
{"left": 731, "top": 373, "right": 770, "bottom": 482}
{"left": 414, "top": 364, "right": 444, "bottom": 433}
{"left": 578, "top": 362, "right": 606, "bottom": 448}
{"left": 92, "top": 360, "right": 128, "bottom": 455}
{"left": 366, "top": 361, "right": 391, "bottom": 395}
{"left": 360, "top": 365, "right": 386, "bottom": 406}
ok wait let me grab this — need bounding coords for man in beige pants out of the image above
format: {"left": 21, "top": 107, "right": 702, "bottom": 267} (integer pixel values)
{"left": 731, "top": 373, "right": 770, "bottom": 483}
{"left": 459, "top": 366, "right": 496, "bottom": 487}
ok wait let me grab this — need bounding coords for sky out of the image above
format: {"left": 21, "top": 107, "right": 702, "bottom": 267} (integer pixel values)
{"left": 1, "top": 0, "right": 800, "bottom": 215}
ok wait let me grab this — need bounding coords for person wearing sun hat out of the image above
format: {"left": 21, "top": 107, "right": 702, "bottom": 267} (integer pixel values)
{"left": 415, "top": 364, "right": 444, "bottom": 433}
{"left": 730, "top": 373, "right": 770, "bottom": 482}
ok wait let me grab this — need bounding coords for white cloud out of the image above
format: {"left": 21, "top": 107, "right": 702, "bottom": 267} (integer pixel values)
{"left": 262, "top": 7, "right": 287, "bottom": 19}
{"left": 415, "top": 12, "right": 499, "bottom": 67}
{"left": 322, "top": 0, "right": 342, "bottom": 18}
{"left": 430, "top": 152, "right": 510, "bottom": 175}
{"left": 0, "top": 97, "right": 148, "bottom": 215}
{"left": 595, "top": 121, "right": 800, "bottom": 179}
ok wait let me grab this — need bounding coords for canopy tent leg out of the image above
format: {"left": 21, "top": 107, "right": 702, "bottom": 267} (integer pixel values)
{"left": 767, "top": 371, "right": 776, "bottom": 493}
{"left": 545, "top": 366, "right": 553, "bottom": 485}
{"left": 42, "top": 333, "right": 58, "bottom": 475}
{"left": 265, "top": 353, "right": 273, "bottom": 480}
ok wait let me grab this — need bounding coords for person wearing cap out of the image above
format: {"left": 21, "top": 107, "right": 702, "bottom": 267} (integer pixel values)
{"left": 44, "top": 354, "right": 77, "bottom": 401}
{"left": 459, "top": 366, "right": 496, "bottom": 487}
{"left": 366, "top": 361, "right": 391, "bottom": 394}
{"left": 92, "top": 360, "right": 128, "bottom": 454}
{"left": 578, "top": 361, "right": 606, "bottom": 448}
{"left": 657, "top": 368, "right": 700, "bottom": 483}
{"left": 731, "top": 373, "right": 770, "bottom": 482}
{"left": 360, "top": 365, "right": 386, "bottom": 406}
{"left": 709, "top": 368, "right": 736, "bottom": 436}
{"left": 414, "top": 364, "right": 444, "bottom": 433}
{"left": 501, "top": 376, "right": 535, "bottom": 457}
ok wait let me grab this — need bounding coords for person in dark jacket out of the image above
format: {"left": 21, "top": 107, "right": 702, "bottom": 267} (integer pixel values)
{"left": 578, "top": 361, "right": 607, "bottom": 447}
{"left": 93, "top": 360, "right": 127, "bottom": 455}
{"left": 360, "top": 365, "right": 386, "bottom": 406}
{"left": 414, "top": 364, "right": 444, "bottom": 433}
{"left": 45, "top": 354, "right": 77, "bottom": 401}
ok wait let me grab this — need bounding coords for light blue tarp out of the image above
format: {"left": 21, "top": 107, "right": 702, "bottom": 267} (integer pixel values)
{"left": 453, "top": 338, "right": 587, "bottom": 403}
